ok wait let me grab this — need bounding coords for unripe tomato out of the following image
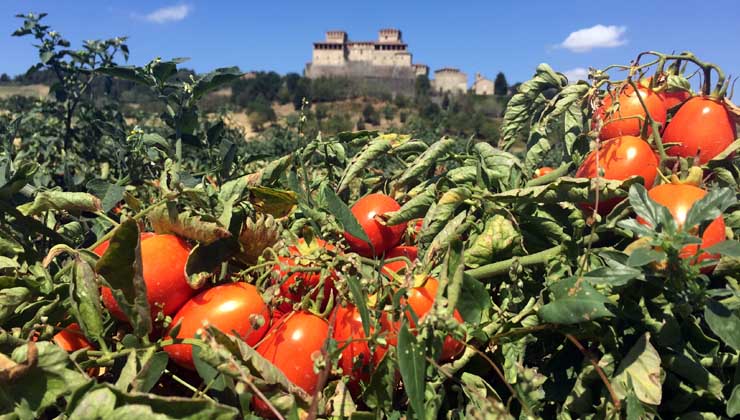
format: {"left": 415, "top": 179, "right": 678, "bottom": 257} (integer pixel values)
{"left": 99, "top": 234, "right": 195, "bottom": 322}
{"left": 53, "top": 323, "right": 93, "bottom": 352}
{"left": 663, "top": 97, "right": 736, "bottom": 164}
{"left": 164, "top": 282, "right": 270, "bottom": 370}
{"left": 534, "top": 167, "right": 554, "bottom": 179}
{"left": 332, "top": 304, "right": 389, "bottom": 392}
{"left": 659, "top": 89, "right": 692, "bottom": 110}
{"left": 344, "top": 194, "right": 406, "bottom": 257}
{"left": 643, "top": 184, "right": 726, "bottom": 268}
{"left": 576, "top": 136, "right": 659, "bottom": 213}
{"left": 273, "top": 238, "right": 336, "bottom": 313}
{"left": 253, "top": 312, "right": 329, "bottom": 416}
{"left": 596, "top": 86, "right": 667, "bottom": 140}
{"left": 381, "top": 246, "right": 418, "bottom": 276}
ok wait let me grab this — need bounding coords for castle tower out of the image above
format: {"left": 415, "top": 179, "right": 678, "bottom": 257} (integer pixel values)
{"left": 378, "top": 28, "right": 402, "bottom": 43}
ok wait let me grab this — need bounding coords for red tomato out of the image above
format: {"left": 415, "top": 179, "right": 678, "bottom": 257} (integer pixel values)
{"left": 596, "top": 86, "right": 667, "bottom": 140}
{"left": 93, "top": 231, "right": 155, "bottom": 256}
{"left": 164, "top": 282, "right": 271, "bottom": 370}
{"left": 332, "top": 305, "right": 388, "bottom": 391}
{"left": 382, "top": 278, "right": 464, "bottom": 361}
{"left": 534, "top": 167, "right": 554, "bottom": 178}
{"left": 99, "top": 234, "right": 195, "bottom": 322}
{"left": 381, "top": 246, "right": 418, "bottom": 276}
{"left": 53, "top": 323, "right": 93, "bottom": 352}
{"left": 659, "top": 89, "right": 692, "bottom": 110}
{"left": 344, "top": 194, "right": 406, "bottom": 257}
{"left": 576, "top": 136, "right": 659, "bottom": 213}
{"left": 253, "top": 312, "right": 329, "bottom": 415}
{"left": 643, "top": 184, "right": 726, "bottom": 269}
{"left": 663, "top": 97, "right": 736, "bottom": 164}
{"left": 273, "top": 238, "right": 336, "bottom": 313}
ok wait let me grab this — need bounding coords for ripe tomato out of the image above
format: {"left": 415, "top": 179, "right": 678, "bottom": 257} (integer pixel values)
{"left": 332, "top": 304, "right": 390, "bottom": 391}
{"left": 344, "top": 194, "right": 406, "bottom": 257}
{"left": 99, "top": 234, "right": 195, "bottom": 322}
{"left": 53, "top": 323, "right": 93, "bottom": 352}
{"left": 253, "top": 311, "right": 329, "bottom": 415}
{"left": 643, "top": 184, "right": 726, "bottom": 268}
{"left": 381, "top": 246, "right": 418, "bottom": 276}
{"left": 164, "top": 282, "right": 271, "bottom": 370}
{"left": 534, "top": 167, "right": 554, "bottom": 178}
{"left": 93, "top": 231, "right": 155, "bottom": 256}
{"left": 273, "top": 238, "right": 336, "bottom": 313}
{"left": 596, "top": 85, "right": 667, "bottom": 140}
{"left": 659, "top": 89, "right": 692, "bottom": 110}
{"left": 663, "top": 97, "right": 736, "bottom": 164}
{"left": 382, "top": 278, "right": 464, "bottom": 361}
{"left": 576, "top": 136, "right": 659, "bottom": 213}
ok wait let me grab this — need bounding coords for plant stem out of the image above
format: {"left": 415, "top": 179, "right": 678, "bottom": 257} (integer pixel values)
{"left": 465, "top": 245, "right": 564, "bottom": 280}
{"left": 524, "top": 162, "right": 572, "bottom": 187}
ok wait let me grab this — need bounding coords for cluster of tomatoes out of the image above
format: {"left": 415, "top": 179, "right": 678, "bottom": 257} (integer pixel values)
{"left": 573, "top": 80, "right": 732, "bottom": 264}
{"left": 52, "top": 193, "right": 464, "bottom": 416}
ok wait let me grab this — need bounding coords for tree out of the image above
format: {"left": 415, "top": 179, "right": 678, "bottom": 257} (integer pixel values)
{"left": 362, "top": 103, "right": 379, "bottom": 125}
{"left": 415, "top": 75, "right": 431, "bottom": 98}
{"left": 494, "top": 72, "right": 508, "bottom": 96}
{"left": 0, "top": 73, "right": 9, "bottom": 83}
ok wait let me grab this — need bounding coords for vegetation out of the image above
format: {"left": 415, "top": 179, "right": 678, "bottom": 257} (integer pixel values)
{"left": 2, "top": 12, "right": 740, "bottom": 420}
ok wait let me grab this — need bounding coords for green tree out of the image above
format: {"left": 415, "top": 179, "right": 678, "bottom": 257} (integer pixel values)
{"left": 362, "top": 103, "right": 379, "bottom": 125}
{"left": 415, "top": 75, "right": 431, "bottom": 98}
{"left": 0, "top": 73, "right": 9, "bottom": 83}
{"left": 494, "top": 72, "right": 508, "bottom": 96}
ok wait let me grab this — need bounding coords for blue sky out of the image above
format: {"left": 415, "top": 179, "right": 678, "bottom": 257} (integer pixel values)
{"left": 1, "top": 1, "right": 739, "bottom": 86}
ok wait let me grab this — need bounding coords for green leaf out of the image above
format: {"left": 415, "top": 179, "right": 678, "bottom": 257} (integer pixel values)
{"left": 192, "top": 66, "right": 243, "bottom": 100}
{"left": 0, "top": 287, "right": 30, "bottom": 324}
{"left": 397, "top": 138, "right": 455, "bottom": 186}
{"left": 132, "top": 351, "right": 169, "bottom": 393}
{"left": 18, "top": 191, "right": 102, "bottom": 216}
{"left": 95, "top": 219, "right": 151, "bottom": 337}
{"left": 627, "top": 184, "right": 677, "bottom": 234}
{"left": 539, "top": 277, "right": 613, "bottom": 324}
{"left": 382, "top": 184, "right": 437, "bottom": 226}
{"left": 703, "top": 240, "right": 740, "bottom": 258}
{"left": 346, "top": 275, "right": 371, "bottom": 337}
{"left": 69, "top": 257, "right": 105, "bottom": 345}
{"left": 704, "top": 300, "right": 740, "bottom": 351}
{"left": 97, "top": 66, "right": 151, "bottom": 86}
{"left": 397, "top": 323, "right": 426, "bottom": 419}
{"left": 418, "top": 187, "right": 471, "bottom": 247}
{"left": 68, "top": 387, "right": 117, "bottom": 420}
{"left": 86, "top": 179, "right": 125, "bottom": 213}
{"left": 185, "top": 238, "right": 237, "bottom": 289}
{"left": 613, "top": 333, "right": 663, "bottom": 405}
{"left": 249, "top": 186, "right": 297, "bottom": 218}
{"left": 683, "top": 187, "right": 736, "bottom": 231}
{"left": 319, "top": 183, "right": 370, "bottom": 245}
{"left": 99, "top": 383, "right": 238, "bottom": 419}
{"left": 337, "top": 137, "right": 392, "bottom": 193}
{"left": 728, "top": 385, "right": 740, "bottom": 418}
{"left": 456, "top": 274, "right": 490, "bottom": 325}
{"left": 149, "top": 205, "right": 231, "bottom": 246}
{"left": 626, "top": 247, "right": 664, "bottom": 267}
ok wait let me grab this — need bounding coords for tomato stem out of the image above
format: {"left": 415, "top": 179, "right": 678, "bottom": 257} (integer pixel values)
{"left": 464, "top": 245, "right": 563, "bottom": 280}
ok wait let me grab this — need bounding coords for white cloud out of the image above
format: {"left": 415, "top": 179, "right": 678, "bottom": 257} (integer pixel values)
{"left": 563, "top": 67, "right": 589, "bottom": 83}
{"left": 560, "top": 25, "right": 627, "bottom": 53}
{"left": 143, "top": 4, "right": 192, "bottom": 23}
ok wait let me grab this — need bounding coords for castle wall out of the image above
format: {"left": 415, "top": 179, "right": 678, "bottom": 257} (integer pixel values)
{"left": 312, "top": 48, "right": 345, "bottom": 66}
{"left": 473, "top": 79, "right": 494, "bottom": 95}
{"left": 432, "top": 70, "right": 468, "bottom": 94}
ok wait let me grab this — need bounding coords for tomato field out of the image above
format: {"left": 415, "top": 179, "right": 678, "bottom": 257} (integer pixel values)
{"left": 3, "top": 13, "right": 740, "bottom": 420}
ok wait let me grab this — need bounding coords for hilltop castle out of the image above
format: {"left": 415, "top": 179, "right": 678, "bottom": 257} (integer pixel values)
{"left": 305, "top": 29, "right": 429, "bottom": 80}
{"left": 304, "top": 29, "right": 494, "bottom": 95}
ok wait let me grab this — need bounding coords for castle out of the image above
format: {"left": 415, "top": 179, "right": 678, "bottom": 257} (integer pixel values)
{"left": 305, "top": 29, "right": 429, "bottom": 80}
{"left": 305, "top": 29, "right": 494, "bottom": 95}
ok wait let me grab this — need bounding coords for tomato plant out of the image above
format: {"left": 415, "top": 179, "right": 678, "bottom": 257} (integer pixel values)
{"left": 272, "top": 238, "right": 336, "bottom": 312}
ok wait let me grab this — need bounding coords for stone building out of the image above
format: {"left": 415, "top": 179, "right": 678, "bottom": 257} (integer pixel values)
{"left": 472, "top": 73, "right": 494, "bottom": 95}
{"left": 431, "top": 68, "right": 468, "bottom": 95}
{"left": 305, "top": 29, "right": 428, "bottom": 80}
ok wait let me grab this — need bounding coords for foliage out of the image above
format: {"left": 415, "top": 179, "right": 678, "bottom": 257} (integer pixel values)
{"left": 2, "top": 14, "right": 740, "bottom": 420}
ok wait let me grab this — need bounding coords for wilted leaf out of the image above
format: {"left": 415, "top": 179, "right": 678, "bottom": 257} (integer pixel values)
{"left": 397, "top": 323, "right": 426, "bottom": 418}
{"left": 149, "top": 205, "right": 231, "bottom": 246}
{"left": 613, "top": 333, "right": 663, "bottom": 405}
{"left": 18, "top": 191, "right": 102, "bottom": 216}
